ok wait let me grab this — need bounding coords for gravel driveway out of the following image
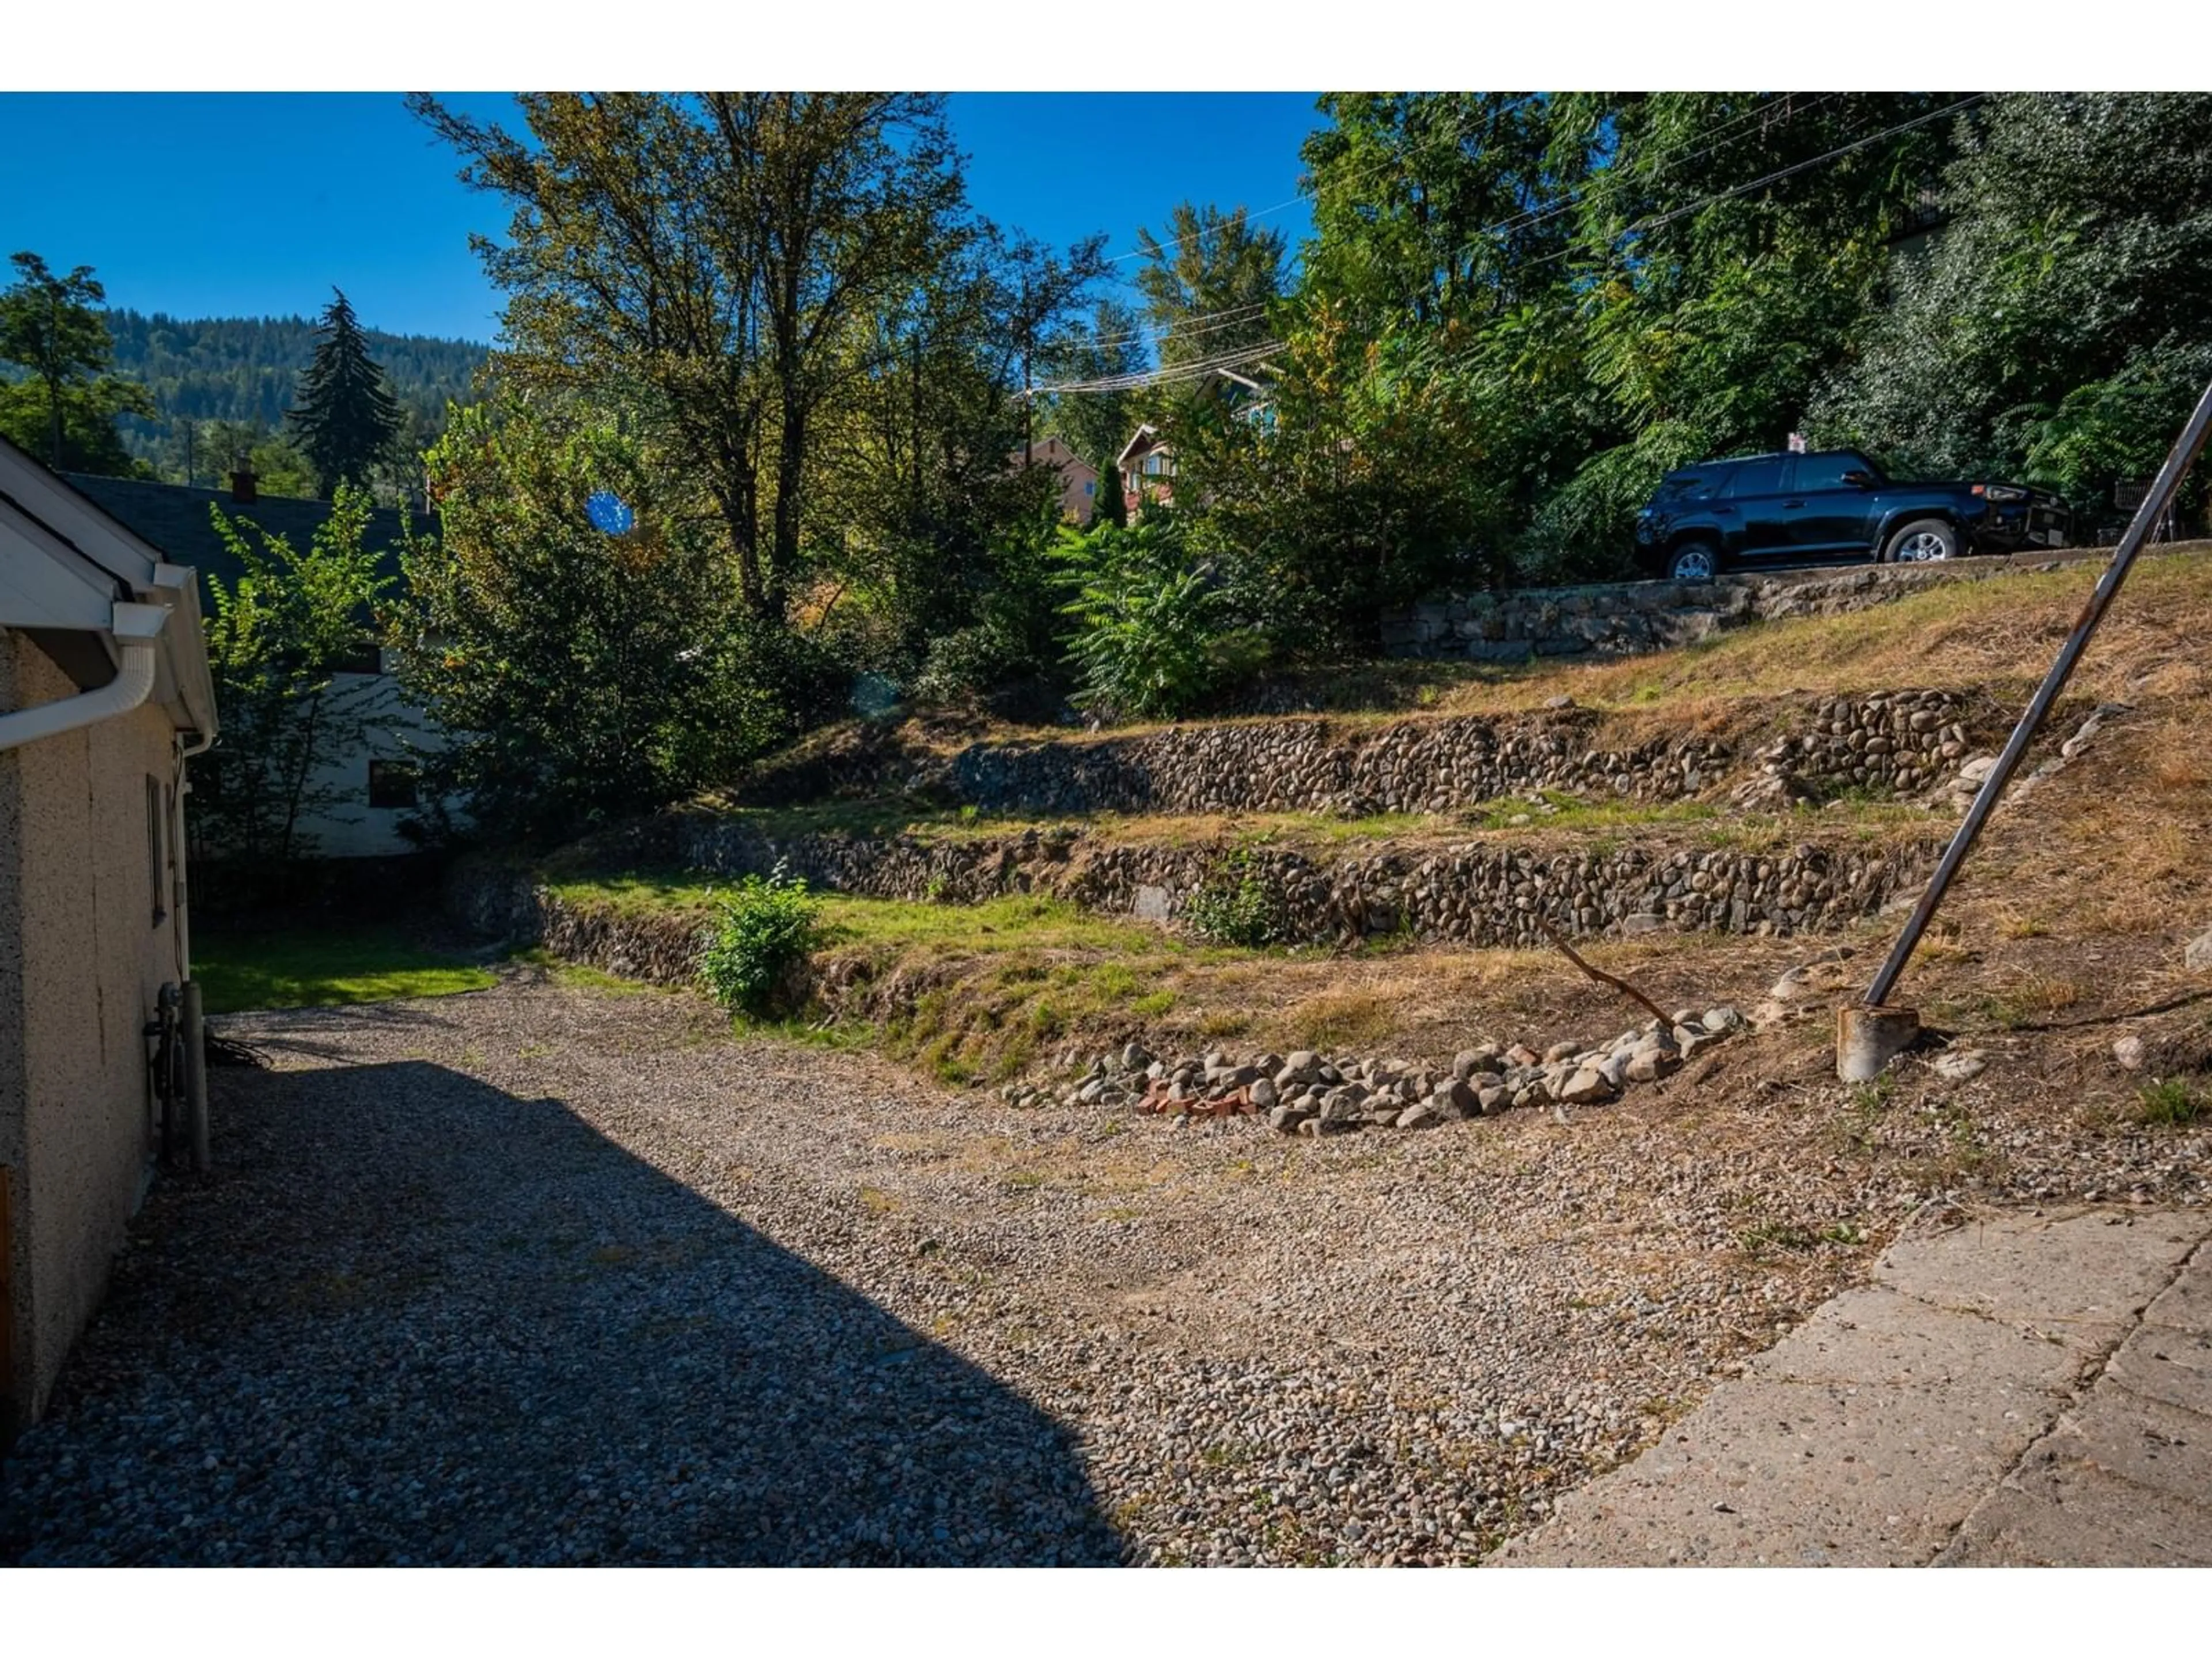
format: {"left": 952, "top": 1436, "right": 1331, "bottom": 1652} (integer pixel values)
{"left": 5, "top": 968, "right": 2164, "bottom": 1566}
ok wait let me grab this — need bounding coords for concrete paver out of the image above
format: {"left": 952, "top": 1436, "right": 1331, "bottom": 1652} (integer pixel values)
{"left": 1494, "top": 1207, "right": 2212, "bottom": 1567}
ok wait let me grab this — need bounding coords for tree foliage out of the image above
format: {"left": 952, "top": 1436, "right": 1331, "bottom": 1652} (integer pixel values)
{"left": 389, "top": 396, "right": 794, "bottom": 845}
{"left": 102, "top": 307, "right": 483, "bottom": 488}
{"left": 0, "top": 252, "right": 153, "bottom": 472}
{"left": 1053, "top": 513, "right": 1248, "bottom": 718}
{"left": 196, "top": 483, "right": 393, "bottom": 865}
{"left": 1133, "top": 202, "right": 1285, "bottom": 370}
{"left": 287, "top": 287, "right": 405, "bottom": 493}
{"left": 1039, "top": 297, "right": 1145, "bottom": 481}
{"left": 1810, "top": 92, "right": 2212, "bottom": 523}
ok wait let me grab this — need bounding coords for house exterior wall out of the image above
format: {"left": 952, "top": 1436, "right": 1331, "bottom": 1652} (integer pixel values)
{"left": 1, "top": 627, "right": 183, "bottom": 1429}
{"left": 296, "top": 668, "right": 447, "bottom": 858}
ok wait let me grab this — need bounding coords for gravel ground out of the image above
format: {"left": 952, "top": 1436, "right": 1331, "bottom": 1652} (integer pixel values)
{"left": 4, "top": 968, "right": 2204, "bottom": 1567}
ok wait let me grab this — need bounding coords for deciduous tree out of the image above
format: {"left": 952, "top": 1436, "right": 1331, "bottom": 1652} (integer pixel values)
{"left": 0, "top": 252, "right": 153, "bottom": 471}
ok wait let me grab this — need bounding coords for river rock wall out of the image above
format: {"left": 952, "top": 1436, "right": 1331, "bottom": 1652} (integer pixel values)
{"left": 665, "top": 815, "right": 1938, "bottom": 949}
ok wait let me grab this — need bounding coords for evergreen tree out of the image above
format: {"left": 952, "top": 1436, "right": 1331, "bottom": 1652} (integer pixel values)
{"left": 1096, "top": 450, "right": 1127, "bottom": 528}
{"left": 287, "top": 288, "right": 403, "bottom": 494}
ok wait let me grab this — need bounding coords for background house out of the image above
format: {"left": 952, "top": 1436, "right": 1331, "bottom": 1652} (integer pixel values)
{"left": 1, "top": 434, "right": 219, "bottom": 1438}
{"left": 1116, "top": 425, "right": 1176, "bottom": 517}
{"left": 65, "top": 470, "right": 444, "bottom": 859}
{"left": 1007, "top": 435, "right": 1103, "bottom": 525}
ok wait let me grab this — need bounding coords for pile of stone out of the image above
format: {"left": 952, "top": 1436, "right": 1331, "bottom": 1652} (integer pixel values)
{"left": 1001, "top": 1007, "right": 1747, "bottom": 1133}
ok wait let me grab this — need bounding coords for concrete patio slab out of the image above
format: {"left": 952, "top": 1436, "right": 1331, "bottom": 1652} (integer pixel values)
{"left": 1494, "top": 1205, "right": 2212, "bottom": 1567}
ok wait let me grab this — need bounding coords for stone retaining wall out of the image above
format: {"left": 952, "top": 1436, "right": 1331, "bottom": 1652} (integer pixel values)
{"left": 665, "top": 816, "right": 1939, "bottom": 949}
{"left": 938, "top": 688, "right": 2009, "bottom": 820}
{"left": 949, "top": 711, "right": 1732, "bottom": 817}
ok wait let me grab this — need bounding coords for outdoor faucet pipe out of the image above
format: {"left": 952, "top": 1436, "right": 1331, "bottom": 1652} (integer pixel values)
{"left": 0, "top": 602, "right": 169, "bottom": 754}
{"left": 1863, "top": 370, "right": 2212, "bottom": 1010}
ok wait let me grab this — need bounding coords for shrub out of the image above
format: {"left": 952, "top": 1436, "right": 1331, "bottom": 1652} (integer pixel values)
{"left": 1054, "top": 515, "right": 1249, "bottom": 719}
{"left": 698, "top": 862, "right": 821, "bottom": 1016}
{"left": 1182, "top": 849, "right": 1287, "bottom": 948}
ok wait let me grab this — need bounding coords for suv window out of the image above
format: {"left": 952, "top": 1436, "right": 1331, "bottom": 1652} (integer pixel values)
{"left": 1721, "top": 458, "right": 1788, "bottom": 498}
{"left": 1654, "top": 467, "right": 1728, "bottom": 503}
{"left": 1793, "top": 453, "right": 1872, "bottom": 491}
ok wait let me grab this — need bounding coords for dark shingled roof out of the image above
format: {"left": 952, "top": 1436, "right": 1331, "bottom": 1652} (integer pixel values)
{"left": 61, "top": 474, "right": 424, "bottom": 613}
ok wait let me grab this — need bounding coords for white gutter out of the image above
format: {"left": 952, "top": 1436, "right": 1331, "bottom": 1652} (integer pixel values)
{"left": 0, "top": 600, "right": 168, "bottom": 753}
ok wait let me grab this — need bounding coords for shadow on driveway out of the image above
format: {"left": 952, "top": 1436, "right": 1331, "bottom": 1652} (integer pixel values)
{"left": 0, "top": 1059, "right": 1123, "bottom": 1566}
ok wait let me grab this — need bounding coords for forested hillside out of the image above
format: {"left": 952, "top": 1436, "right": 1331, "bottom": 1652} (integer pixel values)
{"left": 101, "top": 309, "right": 487, "bottom": 480}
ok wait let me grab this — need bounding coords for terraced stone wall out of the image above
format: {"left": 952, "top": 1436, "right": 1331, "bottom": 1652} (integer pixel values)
{"left": 664, "top": 816, "right": 1938, "bottom": 949}
{"left": 949, "top": 713, "right": 1732, "bottom": 817}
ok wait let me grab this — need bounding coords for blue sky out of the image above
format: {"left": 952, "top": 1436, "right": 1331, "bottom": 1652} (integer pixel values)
{"left": 0, "top": 92, "right": 1323, "bottom": 344}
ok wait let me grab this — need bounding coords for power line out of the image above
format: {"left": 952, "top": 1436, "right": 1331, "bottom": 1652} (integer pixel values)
{"left": 1105, "top": 93, "right": 1546, "bottom": 268}
{"left": 1078, "top": 91, "right": 1838, "bottom": 366}
{"left": 1030, "top": 339, "right": 1286, "bottom": 397}
{"left": 1042, "top": 94, "right": 1980, "bottom": 397}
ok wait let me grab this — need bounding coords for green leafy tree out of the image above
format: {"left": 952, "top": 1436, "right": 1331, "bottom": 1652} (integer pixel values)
{"left": 389, "top": 395, "right": 787, "bottom": 844}
{"left": 698, "top": 862, "right": 821, "bottom": 1016}
{"left": 188, "top": 417, "right": 319, "bottom": 497}
{"left": 1133, "top": 203, "right": 1285, "bottom": 371}
{"left": 1039, "top": 297, "right": 1146, "bottom": 488}
{"left": 1812, "top": 92, "right": 2212, "bottom": 521}
{"left": 1095, "top": 448, "right": 1127, "bottom": 529}
{"left": 103, "top": 307, "right": 483, "bottom": 484}
{"left": 0, "top": 252, "right": 154, "bottom": 471}
{"left": 286, "top": 288, "right": 404, "bottom": 493}
{"left": 195, "top": 483, "right": 393, "bottom": 865}
{"left": 411, "top": 91, "right": 976, "bottom": 626}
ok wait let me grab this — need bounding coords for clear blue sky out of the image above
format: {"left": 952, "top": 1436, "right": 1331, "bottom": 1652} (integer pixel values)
{"left": 0, "top": 92, "right": 1323, "bottom": 345}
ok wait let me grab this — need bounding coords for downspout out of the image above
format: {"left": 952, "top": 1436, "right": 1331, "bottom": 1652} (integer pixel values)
{"left": 0, "top": 601, "right": 168, "bottom": 753}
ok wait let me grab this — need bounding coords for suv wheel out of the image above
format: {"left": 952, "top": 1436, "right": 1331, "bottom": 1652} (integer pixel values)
{"left": 1669, "top": 541, "right": 1719, "bottom": 584}
{"left": 1884, "top": 518, "right": 1959, "bottom": 564}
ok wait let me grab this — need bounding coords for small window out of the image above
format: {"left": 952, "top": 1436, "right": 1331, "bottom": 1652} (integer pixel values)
{"left": 368, "top": 760, "right": 419, "bottom": 810}
{"left": 1721, "top": 459, "right": 1787, "bottom": 498}
{"left": 1654, "top": 471, "right": 1718, "bottom": 503}
{"left": 1083, "top": 480, "right": 1094, "bottom": 495}
{"left": 1791, "top": 453, "right": 1869, "bottom": 492}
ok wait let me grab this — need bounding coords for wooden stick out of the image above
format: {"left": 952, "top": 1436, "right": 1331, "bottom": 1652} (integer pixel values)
{"left": 1532, "top": 913, "right": 1674, "bottom": 1030}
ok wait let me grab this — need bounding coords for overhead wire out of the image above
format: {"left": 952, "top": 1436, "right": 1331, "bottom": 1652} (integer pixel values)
{"left": 1063, "top": 90, "right": 1849, "bottom": 382}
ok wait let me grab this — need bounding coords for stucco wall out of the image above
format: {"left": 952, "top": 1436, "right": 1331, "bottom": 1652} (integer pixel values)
{"left": 0, "top": 628, "right": 183, "bottom": 1426}
{"left": 290, "top": 669, "right": 446, "bottom": 858}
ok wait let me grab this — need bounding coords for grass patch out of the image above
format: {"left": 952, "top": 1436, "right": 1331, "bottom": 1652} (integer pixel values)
{"left": 511, "top": 947, "right": 661, "bottom": 996}
{"left": 195, "top": 923, "right": 495, "bottom": 1015}
{"left": 1285, "top": 989, "right": 1394, "bottom": 1051}
{"left": 2136, "top": 1077, "right": 2209, "bottom": 1127}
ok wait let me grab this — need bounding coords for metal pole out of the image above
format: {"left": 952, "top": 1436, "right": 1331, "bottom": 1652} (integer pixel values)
{"left": 182, "top": 979, "right": 211, "bottom": 1173}
{"left": 1863, "top": 371, "right": 2212, "bottom": 1009}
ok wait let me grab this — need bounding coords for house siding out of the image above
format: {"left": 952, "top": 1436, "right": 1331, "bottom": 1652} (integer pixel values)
{"left": 1, "top": 628, "right": 182, "bottom": 1429}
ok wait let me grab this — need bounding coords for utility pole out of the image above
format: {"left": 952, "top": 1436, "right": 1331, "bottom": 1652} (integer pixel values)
{"left": 1021, "top": 274, "right": 1033, "bottom": 468}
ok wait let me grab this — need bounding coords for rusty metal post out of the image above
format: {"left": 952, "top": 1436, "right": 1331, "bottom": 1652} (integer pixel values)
{"left": 1861, "top": 371, "right": 2212, "bottom": 1016}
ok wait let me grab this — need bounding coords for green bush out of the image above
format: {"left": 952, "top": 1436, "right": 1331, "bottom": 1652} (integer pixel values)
{"left": 1054, "top": 515, "right": 1247, "bottom": 719}
{"left": 697, "top": 862, "right": 821, "bottom": 1016}
{"left": 1181, "top": 850, "right": 1287, "bottom": 948}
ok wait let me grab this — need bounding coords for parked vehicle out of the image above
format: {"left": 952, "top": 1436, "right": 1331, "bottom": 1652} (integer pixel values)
{"left": 1633, "top": 449, "right": 2070, "bottom": 584}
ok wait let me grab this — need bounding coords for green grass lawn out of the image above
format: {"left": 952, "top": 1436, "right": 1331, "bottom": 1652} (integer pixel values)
{"left": 194, "top": 923, "right": 497, "bottom": 1015}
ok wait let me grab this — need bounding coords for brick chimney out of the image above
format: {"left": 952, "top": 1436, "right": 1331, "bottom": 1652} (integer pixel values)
{"left": 229, "top": 467, "right": 258, "bottom": 504}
